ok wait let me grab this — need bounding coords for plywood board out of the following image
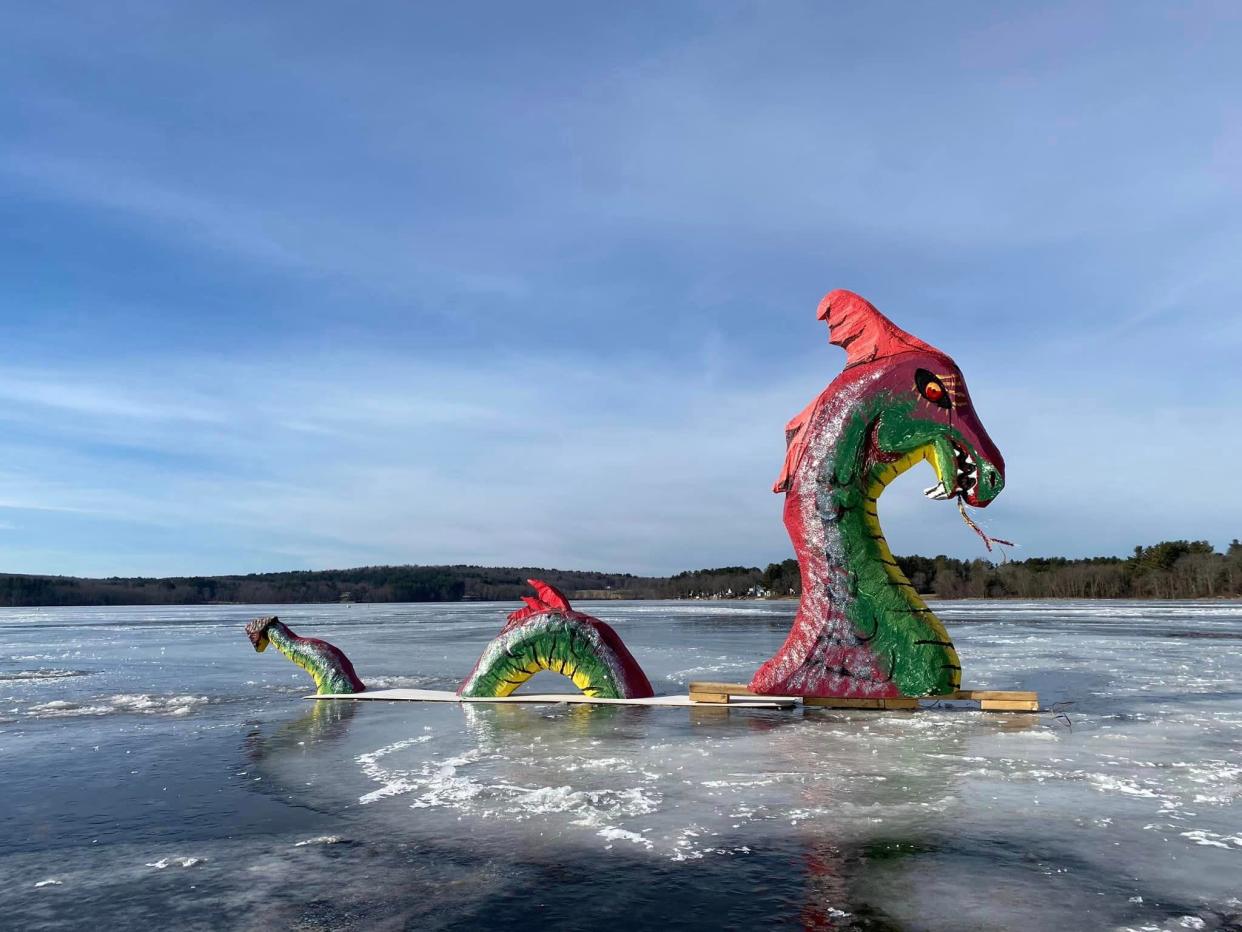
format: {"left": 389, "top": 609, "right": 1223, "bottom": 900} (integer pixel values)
{"left": 978, "top": 698, "right": 1040, "bottom": 712}
{"left": 310, "top": 688, "right": 796, "bottom": 709}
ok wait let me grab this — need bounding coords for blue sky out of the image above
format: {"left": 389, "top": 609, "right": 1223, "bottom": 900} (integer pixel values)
{"left": 1, "top": 1, "right": 1240, "bottom": 577}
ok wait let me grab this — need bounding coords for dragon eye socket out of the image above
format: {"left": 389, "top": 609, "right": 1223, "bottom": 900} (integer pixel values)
{"left": 915, "top": 369, "right": 952, "bottom": 409}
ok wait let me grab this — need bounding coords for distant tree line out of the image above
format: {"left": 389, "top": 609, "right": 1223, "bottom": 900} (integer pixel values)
{"left": 659, "top": 566, "right": 770, "bottom": 599}
{"left": 760, "top": 540, "right": 1242, "bottom": 601}
{"left": 669, "top": 539, "right": 1242, "bottom": 601}
{"left": 0, "top": 540, "right": 1237, "bottom": 607}
{"left": 916, "top": 540, "right": 1242, "bottom": 600}
{"left": 0, "top": 565, "right": 650, "bottom": 607}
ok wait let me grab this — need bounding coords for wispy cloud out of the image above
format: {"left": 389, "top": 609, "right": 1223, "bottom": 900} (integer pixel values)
{"left": 0, "top": 3, "right": 1239, "bottom": 575}
{"left": 0, "top": 335, "right": 1234, "bottom": 578}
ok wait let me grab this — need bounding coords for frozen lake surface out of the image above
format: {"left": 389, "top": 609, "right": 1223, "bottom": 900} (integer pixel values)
{"left": 2, "top": 599, "right": 1239, "bottom": 930}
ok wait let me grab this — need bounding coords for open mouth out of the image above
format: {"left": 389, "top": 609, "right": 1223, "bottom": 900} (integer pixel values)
{"left": 923, "top": 440, "right": 978, "bottom": 501}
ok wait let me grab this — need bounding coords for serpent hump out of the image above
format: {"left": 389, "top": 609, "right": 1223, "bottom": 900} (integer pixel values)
{"left": 458, "top": 580, "right": 654, "bottom": 700}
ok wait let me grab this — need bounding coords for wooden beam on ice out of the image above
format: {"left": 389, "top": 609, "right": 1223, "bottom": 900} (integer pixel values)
{"left": 686, "top": 681, "right": 1039, "bottom": 713}
{"left": 977, "top": 698, "right": 1040, "bottom": 712}
{"left": 803, "top": 697, "right": 920, "bottom": 710}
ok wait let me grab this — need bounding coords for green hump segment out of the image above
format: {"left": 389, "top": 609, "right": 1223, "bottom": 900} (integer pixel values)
{"left": 458, "top": 580, "right": 654, "bottom": 699}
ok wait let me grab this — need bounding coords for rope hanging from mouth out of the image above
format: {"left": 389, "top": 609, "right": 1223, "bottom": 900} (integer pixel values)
{"left": 957, "top": 496, "right": 1015, "bottom": 561}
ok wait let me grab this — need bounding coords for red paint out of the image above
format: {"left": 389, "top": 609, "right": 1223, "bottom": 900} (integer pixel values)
{"left": 818, "top": 289, "right": 938, "bottom": 366}
{"left": 486, "top": 579, "right": 655, "bottom": 699}
{"left": 751, "top": 290, "right": 1005, "bottom": 698}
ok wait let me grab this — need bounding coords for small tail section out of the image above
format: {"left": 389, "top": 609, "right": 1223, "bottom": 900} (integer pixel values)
{"left": 245, "top": 615, "right": 366, "bottom": 696}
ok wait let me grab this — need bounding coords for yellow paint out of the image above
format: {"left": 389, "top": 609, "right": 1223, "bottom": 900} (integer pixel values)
{"left": 863, "top": 443, "right": 962, "bottom": 686}
{"left": 571, "top": 668, "right": 593, "bottom": 692}
{"left": 491, "top": 648, "right": 602, "bottom": 697}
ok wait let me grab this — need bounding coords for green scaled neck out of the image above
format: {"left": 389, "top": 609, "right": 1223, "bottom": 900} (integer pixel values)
{"left": 823, "top": 402, "right": 962, "bottom": 696}
{"left": 266, "top": 623, "right": 336, "bottom": 694}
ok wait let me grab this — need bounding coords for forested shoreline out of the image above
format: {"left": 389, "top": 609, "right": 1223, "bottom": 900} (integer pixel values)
{"left": 0, "top": 540, "right": 1237, "bottom": 607}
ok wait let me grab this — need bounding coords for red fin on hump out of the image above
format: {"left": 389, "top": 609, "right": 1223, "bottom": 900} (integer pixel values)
{"left": 527, "top": 579, "right": 572, "bottom": 612}
{"left": 505, "top": 579, "right": 574, "bottom": 624}
{"left": 818, "top": 289, "right": 940, "bottom": 368}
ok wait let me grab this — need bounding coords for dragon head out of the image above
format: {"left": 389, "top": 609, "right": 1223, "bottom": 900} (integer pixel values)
{"left": 245, "top": 615, "right": 278, "bottom": 652}
{"left": 756, "top": 289, "right": 1007, "bottom": 699}
{"left": 820, "top": 289, "right": 1004, "bottom": 507}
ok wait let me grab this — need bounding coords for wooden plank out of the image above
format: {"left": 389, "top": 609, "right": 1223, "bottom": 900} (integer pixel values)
{"left": 803, "top": 697, "right": 919, "bottom": 710}
{"left": 803, "top": 697, "right": 882, "bottom": 708}
{"left": 687, "top": 691, "right": 732, "bottom": 705}
{"left": 688, "top": 682, "right": 802, "bottom": 707}
{"left": 979, "top": 698, "right": 1040, "bottom": 712}
{"left": 885, "top": 698, "right": 920, "bottom": 710}
{"left": 688, "top": 681, "right": 757, "bottom": 696}
{"left": 951, "top": 690, "right": 1038, "bottom": 702}
{"left": 689, "top": 682, "right": 1038, "bottom": 706}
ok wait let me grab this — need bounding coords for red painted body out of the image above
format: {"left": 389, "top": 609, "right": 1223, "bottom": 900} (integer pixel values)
{"left": 750, "top": 290, "right": 1006, "bottom": 698}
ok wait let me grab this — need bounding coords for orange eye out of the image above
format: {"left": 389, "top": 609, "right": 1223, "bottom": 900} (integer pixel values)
{"left": 914, "top": 369, "right": 952, "bottom": 409}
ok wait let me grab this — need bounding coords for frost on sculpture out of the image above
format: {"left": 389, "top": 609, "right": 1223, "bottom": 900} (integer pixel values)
{"left": 750, "top": 290, "right": 1006, "bottom": 699}
{"left": 246, "top": 615, "right": 366, "bottom": 695}
{"left": 458, "top": 579, "right": 654, "bottom": 700}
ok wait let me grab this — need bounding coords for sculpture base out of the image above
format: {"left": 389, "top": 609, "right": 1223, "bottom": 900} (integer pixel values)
{"left": 309, "top": 685, "right": 1039, "bottom": 713}
{"left": 688, "top": 682, "right": 1039, "bottom": 713}
{"left": 309, "top": 687, "right": 796, "bottom": 709}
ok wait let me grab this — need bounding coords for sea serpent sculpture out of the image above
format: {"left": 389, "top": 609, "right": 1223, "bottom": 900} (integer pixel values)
{"left": 245, "top": 615, "right": 366, "bottom": 695}
{"left": 244, "top": 582, "right": 654, "bottom": 700}
{"left": 458, "top": 580, "right": 654, "bottom": 699}
{"left": 749, "top": 289, "right": 1005, "bottom": 699}
{"left": 245, "top": 289, "right": 1006, "bottom": 705}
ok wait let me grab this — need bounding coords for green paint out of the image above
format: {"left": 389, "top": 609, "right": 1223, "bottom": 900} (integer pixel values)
{"left": 250, "top": 619, "right": 364, "bottom": 695}
{"left": 459, "top": 615, "right": 625, "bottom": 699}
{"left": 828, "top": 394, "right": 976, "bottom": 696}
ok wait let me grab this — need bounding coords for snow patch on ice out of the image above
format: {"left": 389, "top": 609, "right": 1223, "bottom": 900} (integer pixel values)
{"left": 597, "top": 826, "right": 652, "bottom": 849}
{"left": 356, "top": 736, "right": 436, "bottom": 803}
{"left": 28, "top": 694, "right": 209, "bottom": 718}
{"left": 0, "top": 669, "right": 89, "bottom": 682}
{"left": 293, "top": 835, "right": 345, "bottom": 847}
{"left": 145, "top": 856, "right": 204, "bottom": 869}
{"left": 356, "top": 737, "right": 666, "bottom": 853}
{"left": 1180, "top": 829, "right": 1242, "bottom": 850}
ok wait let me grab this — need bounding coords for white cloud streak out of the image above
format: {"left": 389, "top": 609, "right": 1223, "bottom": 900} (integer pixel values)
{"left": 0, "top": 340, "right": 1236, "bottom": 578}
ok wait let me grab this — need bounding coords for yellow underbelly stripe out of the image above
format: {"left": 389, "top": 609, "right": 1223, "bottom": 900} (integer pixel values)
{"left": 863, "top": 445, "right": 956, "bottom": 646}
